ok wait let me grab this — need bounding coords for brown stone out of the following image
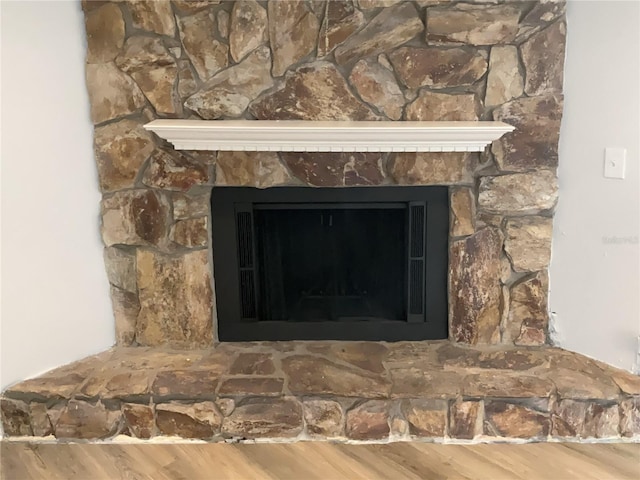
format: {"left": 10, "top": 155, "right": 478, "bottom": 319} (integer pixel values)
{"left": 177, "top": 60, "right": 198, "bottom": 100}
{"left": 230, "top": 353, "right": 276, "bottom": 375}
{"left": 485, "top": 46, "right": 523, "bottom": 107}
{"left": 450, "top": 187, "right": 475, "bottom": 237}
{"left": 516, "top": 2, "right": 566, "bottom": 43}
{"left": 1, "top": 398, "right": 32, "bottom": 436}
{"left": 186, "top": 46, "right": 274, "bottom": 119}
{"left": 110, "top": 348, "right": 204, "bottom": 371}
{"left": 484, "top": 402, "right": 549, "bottom": 439}
{"left": 582, "top": 403, "right": 620, "bottom": 438}
{"left": 110, "top": 286, "right": 140, "bottom": 346}
{"left": 268, "top": 1, "right": 319, "bottom": 77}
{"left": 101, "top": 189, "right": 170, "bottom": 247}
{"left": 389, "top": 47, "right": 487, "bottom": 90}
{"left": 223, "top": 397, "right": 302, "bottom": 438}
{"left": 402, "top": 399, "right": 447, "bottom": 437}
{"left": 335, "top": 3, "right": 423, "bottom": 66}
{"left": 250, "top": 61, "right": 378, "bottom": 121}
{"left": 449, "top": 228, "right": 502, "bottom": 344}
{"left": 127, "top": 0, "right": 176, "bottom": 36}
{"left": 152, "top": 370, "right": 218, "bottom": 398}
{"left": 55, "top": 400, "right": 121, "bottom": 439}
{"left": 29, "top": 403, "right": 53, "bottom": 437}
{"left": 156, "top": 401, "right": 221, "bottom": 438}
{"left": 492, "top": 95, "right": 563, "bottom": 171}
{"left": 389, "top": 368, "right": 463, "bottom": 399}
{"left": 346, "top": 400, "right": 390, "bottom": 440}
{"left": 463, "top": 373, "right": 554, "bottom": 398}
{"left": 405, "top": 91, "right": 478, "bottom": 121}
{"left": 216, "top": 151, "right": 292, "bottom": 187}
{"left": 358, "top": 0, "right": 404, "bottom": 8}
{"left": 437, "top": 344, "right": 547, "bottom": 371}
{"left": 303, "top": 399, "right": 343, "bottom": 437}
{"left": 318, "top": 1, "right": 364, "bottom": 57}
{"left": 449, "top": 400, "right": 481, "bottom": 439}
{"left": 85, "top": 3, "right": 125, "bottom": 64}
{"left": 104, "top": 246, "right": 137, "bottom": 292}
{"left": 122, "top": 403, "right": 154, "bottom": 439}
{"left": 94, "top": 118, "right": 154, "bottom": 192}
{"left": 552, "top": 368, "right": 621, "bottom": 400}
{"left": 478, "top": 171, "right": 559, "bottom": 215}
{"left": 506, "top": 272, "right": 549, "bottom": 346}
{"left": 348, "top": 58, "right": 404, "bottom": 120}
{"left": 620, "top": 397, "right": 640, "bottom": 437}
{"left": 101, "top": 371, "right": 150, "bottom": 399}
{"left": 426, "top": 3, "right": 521, "bottom": 46}
{"left": 136, "top": 249, "right": 213, "bottom": 347}
{"left": 282, "top": 152, "right": 385, "bottom": 186}
{"left": 218, "top": 378, "right": 284, "bottom": 396}
{"left": 171, "top": 217, "right": 208, "bottom": 248}
{"left": 116, "top": 36, "right": 177, "bottom": 114}
{"left": 178, "top": 11, "right": 228, "bottom": 81}
{"left": 306, "top": 342, "right": 388, "bottom": 374}
{"left": 610, "top": 370, "right": 640, "bottom": 396}
{"left": 172, "top": 192, "right": 210, "bottom": 219}
{"left": 552, "top": 399, "right": 587, "bottom": 437}
{"left": 229, "top": 0, "right": 267, "bottom": 63}
{"left": 282, "top": 355, "right": 390, "bottom": 397}
{"left": 391, "top": 152, "right": 474, "bottom": 185}
{"left": 173, "top": 0, "right": 217, "bottom": 14}
{"left": 86, "top": 63, "right": 145, "bottom": 124}
{"left": 216, "top": 398, "right": 235, "bottom": 417}
{"left": 142, "top": 149, "right": 210, "bottom": 191}
{"left": 521, "top": 20, "right": 566, "bottom": 96}
{"left": 6, "top": 373, "right": 86, "bottom": 400}
{"left": 505, "top": 217, "right": 553, "bottom": 273}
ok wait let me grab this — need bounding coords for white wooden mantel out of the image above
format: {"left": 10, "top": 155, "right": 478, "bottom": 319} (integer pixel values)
{"left": 144, "top": 120, "right": 514, "bottom": 153}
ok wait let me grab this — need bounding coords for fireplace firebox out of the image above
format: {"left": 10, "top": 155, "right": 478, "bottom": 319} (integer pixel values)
{"left": 211, "top": 186, "right": 448, "bottom": 341}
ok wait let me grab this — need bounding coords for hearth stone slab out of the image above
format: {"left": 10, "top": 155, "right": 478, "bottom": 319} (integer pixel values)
{"left": 2, "top": 342, "right": 639, "bottom": 443}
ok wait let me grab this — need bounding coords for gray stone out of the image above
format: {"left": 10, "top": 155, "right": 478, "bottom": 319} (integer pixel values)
{"left": 86, "top": 63, "right": 145, "bottom": 124}
{"left": 229, "top": 0, "right": 267, "bottom": 62}
{"left": 406, "top": 91, "right": 478, "bottom": 121}
{"left": 172, "top": 192, "right": 210, "bottom": 219}
{"left": 177, "top": 60, "right": 198, "bottom": 100}
{"left": 85, "top": 3, "right": 125, "bottom": 64}
{"left": 485, "top": 46, "right": 523, "bottom": 107}
{"left": 505, "top": 217, "right": 553, "bottom": 273}
{"left": 521, "top": 20, "right": 566, "bottom": 96}
{"left": 178, "top": 11, "right": 228, "bottom": 81}
{"left": 348, "top": 58, "right": 405, "bottom": 120}
{"left": 478, "top": 171, "right": 559, "bottom": 215}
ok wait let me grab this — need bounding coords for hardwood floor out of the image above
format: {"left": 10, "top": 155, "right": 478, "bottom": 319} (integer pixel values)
{"left": 1, "top": 441, "right": 638, "bottom": 480}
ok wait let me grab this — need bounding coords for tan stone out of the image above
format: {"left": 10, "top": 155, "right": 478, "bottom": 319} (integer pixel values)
{"left": 178, "top": 11, "right": 228, "bottom": 81}
{"left": 610, "top": 370, "right": 640, "bottom": 396}
{"left": 402, "top": 399, "right": 447, "bottom": 437}
{"left": 152, "top": 370, "right": 218, "bottom": 397}
{"left": 122, "top": 403, "right": 154, "bottom": 439}
{"left": 101, "top": 189, "right": 170, "bottom": 247}
{"left": 172, "top": 192, "right": 210, "bottom": 220}
{"left": 229, "top": 353, "right": 276, "bottom": 375}
{"left": 306, "top": 342, "right": 388, "bottom": 374}
{"left": 552, "top": 399, "right": 587, "bottom": 437}
{"left": 102, "top": 371, "right": 151, "bottom": 398}
{"left": 216, "top": 151, "right": 292, "bottom": 188}
{"left": 173, "top": 0, "right": 217, "bottom": 14}
{"left": 318, "top": 1, "right": 364, "bottom": 57}
{"left": 478, "top": 171, "right": 559, "bottom": 215}
{"left": 449, "top": 228, "right": 503, "bottom": 344}
{"left": 450, "top": 187, "right": 475, "bottom": 237}
{"left": 156, "top": 401, "right": 221, "bottom": 438}
{"left": 268, "top": 1, "right": 319, "bottom": 77}
{"left": 104, "top": 246, "right": 137, "bottom": 292}
{"left": 346, "top": 400, "right": 390, "bottom": 440}
{"left": 583, "top": 403, "right": 620, "bottom": 438}
{"left": 505, "top": 217, "right": 553, "bottom": 273}
{"left": 110, "top": 286, "right": 140, "bottom": 346}
{"left": 218, "top": 378, "right": 284, "bottom": 396}
{"left": 335, "top": 2, "right": 423, "bottom": 65}
{"left": 620, "top": 397, "right": 640, "bottom": 437}
{"left": 389, "top": 47, "right": 487, "bottom": 89}
{"left": 86, "top": 63, "right": 145, "bottom": 124}
{"left": 348, "top": 58, "right": 404, "bottom": 120}
{"left": 136, "top": 249, "right": 213, "bottom": 347}
{"left": 492, "top": 95, "right": 563, "bottom": 171}
{"left": 85, "top": 3, "right": 125, "bottom": 64}
{"left": 552, "top": 368, "right": 621, "bottom": 400}
{"left": 358, "top": 0, "right": 403, "bottom": 8}
{"left": 55, "top": 400, "right": 121, "bottom": 439}
{"left": 229, "top": 0, "right": 267, "bottom": 63}
{"left": 171, "top": 217, "right": 208, "bottom": 248}
{"left": 463, "top": 373, "right": 554, "bottom": 398}
{"left": 485, "top": 46, "right": 523, "bottom": 107}
{"left": 303, "top": 399, "right": 343, "bottom": 438}
{"left": 516, "top": 2, "right": 566, "bottom": 43}
{"left": 426, "top": 3, "right": 521, "bottom": 45}
{"left": 521, "top": 20, "right": 566, "bottom": 96}
{"left": 217, "top": 9, "right": 229, "bottom": 38}
{"left": 390, "top": 152, "right": 475, "bottom": 185}
{"left": 389, "top": 368, "right": 463, "bottom": 399}
{"left": 142, "top": 149, "right": 210, "bottom": 191}
{"left": 1, "top": 398, "right": 32, "bottom": 436}
{"left": 177, "top": 60, "right": 198, "bottom": 100}
{"left": 216, "top": 398, "right": 235, "bottom": 417}
{"left": 449, "top": 400, "right": 481, "bottom": 439}
{"left": 437, "top": 344, "right": 547, "bottom": 371}
{"left": 250, "top": 61, "right": 378, "bottom": 121}
{"left": 484, "top": 402, "right": 549, "bottom": 439}
{"left": 506, "top": 271, "right": 549, "bottom": 346}
{"left": 127, "top": 0, "right": 176, "bottom": 36}
{"left": 94, "top": 118, "right": 154, "bottom": 192}
{"left": 406, "top": 91, "right": 478, "bottom": 121}
{"left": 223, "top": 397, "right": 303, "bottom": 438}
{"left": 186, "top": 46, "right": 274, "bottom": 119}
{"left": 29, "top": 403, "right": 53, "bottom": 437}
{"left": 281, "top": 152, "right": 385, "bottom": 186}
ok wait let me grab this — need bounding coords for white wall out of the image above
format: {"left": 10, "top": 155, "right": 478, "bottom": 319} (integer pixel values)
{"left": 0, "top": 1, "right": 114, "bottom": 391}
{"left": 551, "top": 0, "right": 640, "bottom": 371}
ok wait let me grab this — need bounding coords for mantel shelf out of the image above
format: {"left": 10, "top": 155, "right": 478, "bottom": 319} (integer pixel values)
{"left": 144, "top": 120, "right": 514, "bottom": 153}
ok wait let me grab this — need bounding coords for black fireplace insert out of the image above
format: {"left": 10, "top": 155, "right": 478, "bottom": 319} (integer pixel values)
{"left": 210, "top": 186, "right": 448, "bottom": 341}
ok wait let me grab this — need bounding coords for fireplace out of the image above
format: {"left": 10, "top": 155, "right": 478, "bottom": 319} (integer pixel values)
{"left": 211, "top": 186, "right": 449, "bottom": 341}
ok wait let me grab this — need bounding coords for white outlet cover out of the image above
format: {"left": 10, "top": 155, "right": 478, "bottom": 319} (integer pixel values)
{"left": 604, "top": 147, "right": 626, "bottom": 179}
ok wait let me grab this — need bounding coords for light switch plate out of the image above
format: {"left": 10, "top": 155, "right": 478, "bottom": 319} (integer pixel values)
{"left": 604, "top": 147, "right": 626, "bottom": 179}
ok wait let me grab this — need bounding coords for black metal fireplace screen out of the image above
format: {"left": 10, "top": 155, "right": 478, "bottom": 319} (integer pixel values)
{"left": 211, "top": 186, "right": 448, "bottom": 341}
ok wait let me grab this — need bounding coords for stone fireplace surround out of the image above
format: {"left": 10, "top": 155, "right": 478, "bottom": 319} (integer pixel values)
{"left": 1, "top": 0, "right": 639, "bottom": 442}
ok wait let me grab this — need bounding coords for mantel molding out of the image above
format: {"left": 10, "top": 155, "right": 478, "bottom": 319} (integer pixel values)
{"left": 144, "top": 120, "right": 514, "bottom": 153}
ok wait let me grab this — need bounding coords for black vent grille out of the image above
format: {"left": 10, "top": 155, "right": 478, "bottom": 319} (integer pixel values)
{"left": 407, "top": 202, "right": 427, "bottom": 322}
{"left": 236, "top": 209, "right": 257, "bottom": 319}
{"left": 410, "top": 205, "right": 425, "bottom": 258}
{"left": 237, "top": 212, "right": 254, "bottom": 268}
{"left": 240, "top": 270, "right": 257, "bottom": 318}
{"left": 409, "top": 259, "right": 424, "bottom": 315}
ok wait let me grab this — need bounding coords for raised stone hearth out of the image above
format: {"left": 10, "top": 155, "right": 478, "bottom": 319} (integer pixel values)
{"left": 2, "top": 342, "right": 639, "bottom": 441}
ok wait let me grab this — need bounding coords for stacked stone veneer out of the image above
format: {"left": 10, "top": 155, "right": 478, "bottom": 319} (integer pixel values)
{"left": 85, "top": 0, "right": 566, "bottom": 348}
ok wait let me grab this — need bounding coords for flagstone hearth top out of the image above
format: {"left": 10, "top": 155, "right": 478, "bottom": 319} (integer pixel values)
{"left": 2, "top": 342, "right": 639, "bottom": 443}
